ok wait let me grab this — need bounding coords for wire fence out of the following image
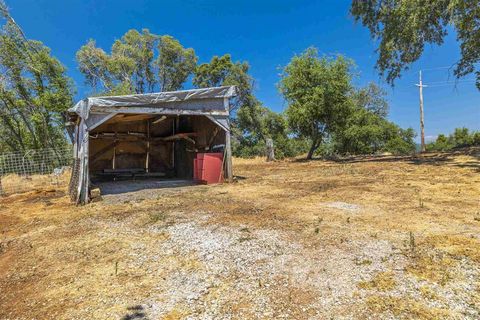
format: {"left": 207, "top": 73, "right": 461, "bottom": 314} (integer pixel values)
{"left": 0, "top": 147, "right": 73, "bottom": 196}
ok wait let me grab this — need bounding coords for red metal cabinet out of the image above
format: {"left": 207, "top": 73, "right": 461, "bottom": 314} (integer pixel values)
{"left": 194, "top": 153, "right": 223, "bottom": 184}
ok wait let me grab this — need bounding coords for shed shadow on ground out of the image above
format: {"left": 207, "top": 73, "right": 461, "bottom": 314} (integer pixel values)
{"left": 96, "top": 179, "right": 197, "bottom": 195}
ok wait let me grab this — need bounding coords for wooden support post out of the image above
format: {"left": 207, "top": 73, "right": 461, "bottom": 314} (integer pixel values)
{"left": 172, "top": 118, "right": 175, "bottom": 169}
{"left": 207, "top": 127, "right": 220, "bottom": 150}
{"left": 146, "top": 120, "right": 150, "bottom": 173}
{"left": 112, "top": 132, "right": 117, "bottom": 170}
{"left": 225, "top": 130, "right": 233, "bottom": 182}
{"left": 266, "top": 138, "right": 275, "bottom": 162}
{"left": 416, "top": 70, "right": 427, "bottom": 153}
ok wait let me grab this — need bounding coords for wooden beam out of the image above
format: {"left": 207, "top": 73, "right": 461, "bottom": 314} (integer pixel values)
{"left": 108, "top": 114, "right": 154, "bottom": 123}
{"left": 152, "top": 115, "right": 167, "bottom": 124}
{"left": 90, "top": 132, "right": 147, "bottom": 139}
{"left": 160, "top": 132, "right": 197, "bottom": 141}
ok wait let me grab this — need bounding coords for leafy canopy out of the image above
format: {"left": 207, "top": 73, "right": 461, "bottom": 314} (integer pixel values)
{"left": 193, "top": 54, "right": 255, "bottom": 111}
{"left": 279, "top": 47, "right": 355, "bottom": 159}
{"left": 353, "top": 82, "right": 389, "bottom": 118}
{"left": 76, "top": 29, "right": 197, "bottom": 95}
{"left": 0, "top": 1, "right": 74, "bottom": 152}
{"left": 193, "top": 54, "right": 278, "bottom": 156}
{"left": 235, "top": 104, "right": 305, "bottom": 159}
{"left": 319, "top": 81, "right": 416, "bottom": 156}
{"left": 351, "top": 0, "right": 480, "bottom": 89}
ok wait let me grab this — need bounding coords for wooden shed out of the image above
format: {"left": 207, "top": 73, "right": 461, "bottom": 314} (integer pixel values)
{"left": 68, "top": 86, "right": 236, "bottom": 204}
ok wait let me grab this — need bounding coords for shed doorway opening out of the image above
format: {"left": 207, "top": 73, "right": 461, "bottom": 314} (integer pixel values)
{"left": 89, "top": 114, "right": 226, "bottom": 187}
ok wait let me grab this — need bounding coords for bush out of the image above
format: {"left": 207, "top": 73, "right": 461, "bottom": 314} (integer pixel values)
{"left": 453, "top": 127, "right": 473, "bottom": 147}
{"left": 232, "top": 135, "right": 310, "bottom": 159}
{"left": 427, "top": 128, "right": 479, "bottom": 151}
{"left": 473, "top": 132, "right": 480, "bottom": 146}
{"left": 334, "top": 107, "right": 416, "bottom": 155}
{"left": 426, "top": 134, "right": 454, "bottom": 151}
{"left": 383, "top": 136, "right": 415, "bottom": 155}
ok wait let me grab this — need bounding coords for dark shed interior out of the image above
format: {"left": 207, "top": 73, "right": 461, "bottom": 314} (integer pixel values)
{"left": 89, "top": 114, "right": 226, "bottom": 183}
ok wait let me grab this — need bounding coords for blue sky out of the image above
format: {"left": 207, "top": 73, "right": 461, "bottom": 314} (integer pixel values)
{"left": 8, "top": 0, "right": 480, "bottom": 141}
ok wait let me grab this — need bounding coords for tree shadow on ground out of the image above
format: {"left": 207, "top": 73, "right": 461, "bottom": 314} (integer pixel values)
{"left": 296, "top": 147, "right": 480, "bottom": 172}
{"left": 121, "top": 305, "right": 148, "bottom": 320}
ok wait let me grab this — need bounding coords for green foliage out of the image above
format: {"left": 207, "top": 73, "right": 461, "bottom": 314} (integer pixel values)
{"left": 192, "top": 54, "right": 291, "bottom": 157}
{"left": 353, "top": 82, "right": 389, "bottom": 118}
{"left": 279, "top": 47, "right": 355, "bottom": 159}
{"left": 333, "top": 83, "right": 416, "bottom": 156}
{"left": 382, "top": 127, "right": 416, "bottom": 155}
{"left": 193, "top": 54, "right": 255, "bottom": 110}
{"left": 351, "top": 0, "right": 480, "bottom": 89}
{"left": 158, "top": 35, "right": 197, "bottom": 92}
{"left": 234, "top": 104, "right": 309, "bottom": 159}
{"left": 0, "top": 1, "right": 74, "bottom": 152}
{"left": 334, "top": 107, "right": 416, "bottom": 155}
{"left": 452, "top": 127, "right": 473, "bottom": 147}
{"left": 427, "top": 133, "right": 453, "bottom": 151}
{"left": 334, "top": 107, "right": 385, "bottom": 154}
{"left": 473, "top": 132, "right": 480, "bottom": 145}
{"left": 427, "top": 127, "right": 480, "bottom": 151}
{"left": 76, "top": 29, "right": 197, "bottom": 95}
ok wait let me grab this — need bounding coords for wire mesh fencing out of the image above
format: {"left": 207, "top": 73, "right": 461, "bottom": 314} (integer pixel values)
{"left": 0, "top": 147, "right": 73, "bottom": 196}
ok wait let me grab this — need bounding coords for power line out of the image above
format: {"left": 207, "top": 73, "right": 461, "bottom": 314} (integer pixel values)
{"left": 427, "top": 84, "right": 476, "bottom": 88}
{"left": 413, "top": 67, "right": 477, "bottom": 153}
{"left": 424, "top": 80, "right": 477, "bottom": 88}
{"left": 425, "top": 79, "right": 476, "bottom": 85}
{"left": 420, "top": 66, "right": 454, "bottom": 72}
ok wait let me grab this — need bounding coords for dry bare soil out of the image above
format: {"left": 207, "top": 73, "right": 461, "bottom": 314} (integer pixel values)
{"left": 1, "top": 149, "right": 479, "bottom": 319}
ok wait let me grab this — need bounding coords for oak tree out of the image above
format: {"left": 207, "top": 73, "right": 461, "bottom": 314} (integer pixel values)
{"left": 279, "top": 48, "right": 355, "bottom": 159}
{"left": 351, "top": 0, "right": 480, "bottom": 89}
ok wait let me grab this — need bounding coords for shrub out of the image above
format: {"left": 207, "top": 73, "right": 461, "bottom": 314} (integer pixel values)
{"left": 427, "top": 128, "right": 479, "bottom": 151}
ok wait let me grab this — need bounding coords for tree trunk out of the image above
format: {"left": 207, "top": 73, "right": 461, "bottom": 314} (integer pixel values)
{"left": 306, "top": 138, "right": 320, "bottom": 160}
{"left": 266, "top": 138, "right": 275, "bottom": 162}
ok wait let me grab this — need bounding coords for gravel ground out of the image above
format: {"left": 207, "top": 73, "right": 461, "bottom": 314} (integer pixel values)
{"left": 97, "top": 179, "right": 197, "bottom": 204}
{"left": 61, "top": 207, "right": 479, "bottom": 319}
{"left": 64, "top": 210, "right": 395, "bottom": 319}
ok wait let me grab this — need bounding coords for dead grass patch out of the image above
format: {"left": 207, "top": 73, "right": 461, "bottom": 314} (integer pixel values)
{"left": 366, "top": 295, "right": 451, "bottom": 319}
{"left": 424, "top": 234, "right": 480, "bottom": 263}
{"left": 358, "top": 271, "right": 396, "bottom": 291}
{"left": 1, "top": 169, "right": 70, "bottom": 195}
{"left": 405, "top": 233, "right": 480, "bottom": 285}
{"left": 419, "top": 285, "right": 440, "bottom": 301}
{"left": 406, "top": 252, "right": 456, "bottom": 285}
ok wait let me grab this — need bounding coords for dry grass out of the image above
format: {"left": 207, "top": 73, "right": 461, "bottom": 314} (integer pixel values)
{"left": 0, "top": 169, "right": 71, "bottom": 195}
{"left": 366, "top": 295, "right": 451, "bottom": 320}
{"left": 0, "top": 149, "right": 479, "bottom": 319}
{"left": 358, "top": 271, "right": 396, "bottom": 291}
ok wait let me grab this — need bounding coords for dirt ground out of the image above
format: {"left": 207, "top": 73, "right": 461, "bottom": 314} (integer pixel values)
{"left": 1, "top": 149, "right": 479, "bottom": 319}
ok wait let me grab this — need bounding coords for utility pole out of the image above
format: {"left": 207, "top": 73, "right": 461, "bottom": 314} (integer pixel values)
{"left": 415, "top": 70, "right": 427, "bottom": 153}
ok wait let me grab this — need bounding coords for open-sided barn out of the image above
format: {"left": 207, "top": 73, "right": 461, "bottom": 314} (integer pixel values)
{"left": 68, "top": 86, "right": 236, "bottom": 204}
